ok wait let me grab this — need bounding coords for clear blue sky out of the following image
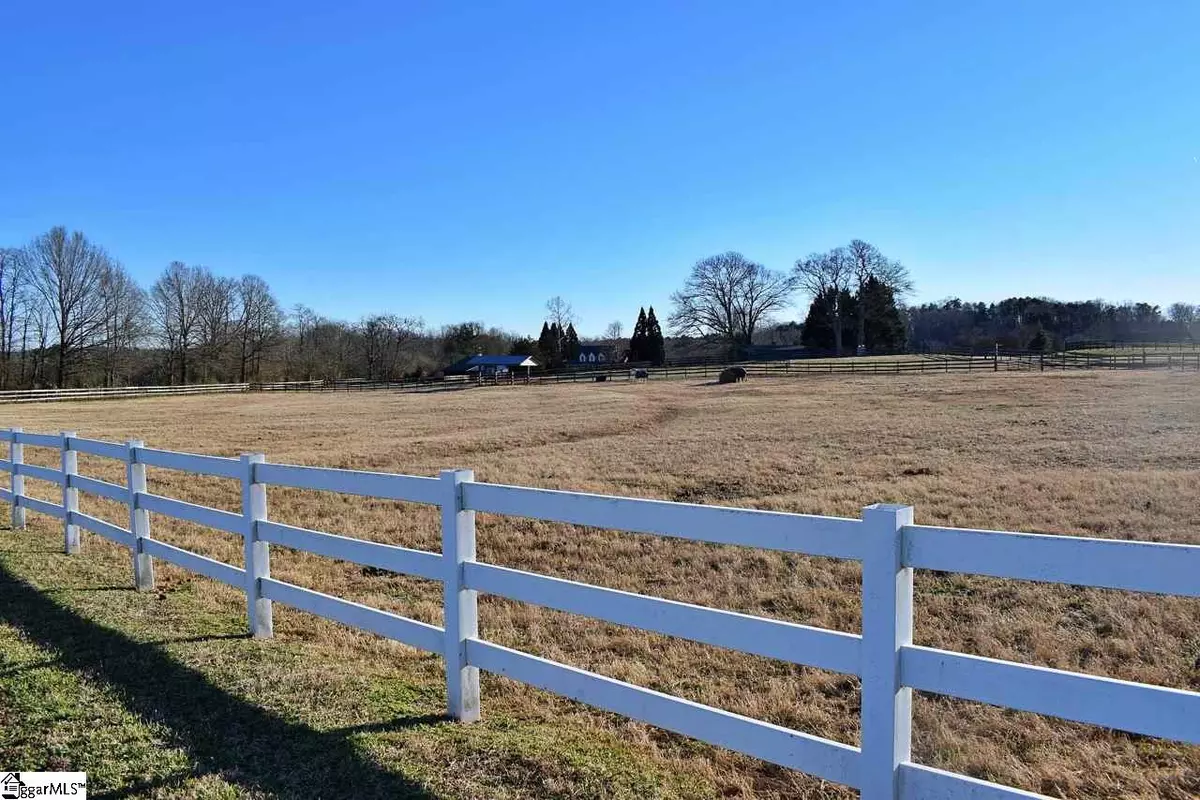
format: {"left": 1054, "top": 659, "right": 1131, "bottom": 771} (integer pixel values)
{"left": 2, "top": 1, "right": 1197, "bottom": 336}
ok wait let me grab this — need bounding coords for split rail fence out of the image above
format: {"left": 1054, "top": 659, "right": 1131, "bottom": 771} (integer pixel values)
{"left": 2, "top": 427, "right": 1197, "bottom": 799}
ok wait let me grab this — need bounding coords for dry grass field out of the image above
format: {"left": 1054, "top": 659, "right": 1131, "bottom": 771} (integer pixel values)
{"left": 1, "top": 371, "right": 1198, "bottom": 799}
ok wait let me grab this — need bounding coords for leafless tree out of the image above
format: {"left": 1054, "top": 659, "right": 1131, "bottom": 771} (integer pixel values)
{"left": 0, "top": 248, "right": 30, "bottom": 389}
{"left": 669, "top": 251, "right": 797, "bottom": 356}
{"left": 96, "top": 261, "right": 146, "bottom": 386}
{"left": 1168, "top": 302, "right": 1197, "bottom": 325}
{"left": 25, "top": 226, "right": 111, "bottom": 387}
{"left": 150, "top": 262, "right": 203, "bottom": 384}
{"left": 357, "top": 314, "right": 422, "bottom": 381}
{"left": 794, "top": 247, "right": 854, "bottom": 355}
{"left": 847, "top": 239, "right": 912, "bottom": 351}
{"left": 602, "top": 319, "right": 625, "bottom": 351}
{"left": 28, "top": 299, "right": 55, "bottom": 388}
{"left": 194, "top": 270, "right": 237, "bottom": 381}
{"left": 236, "top": 275, "right": 282, "bottom": 382}
{"left": 545, "top": 296, "right": 575, "bottom": 329}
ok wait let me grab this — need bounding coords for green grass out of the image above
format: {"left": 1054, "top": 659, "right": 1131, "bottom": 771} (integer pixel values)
{"left": 0, "top": 522, "right": 716, "bottom": 799}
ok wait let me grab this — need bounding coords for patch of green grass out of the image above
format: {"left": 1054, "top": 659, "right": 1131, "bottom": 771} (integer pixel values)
{"left": 0, "top": 524, "right": 718, "bottom": 799}
{"left": 0, "top": 622, "right": 239, "bottom": 798}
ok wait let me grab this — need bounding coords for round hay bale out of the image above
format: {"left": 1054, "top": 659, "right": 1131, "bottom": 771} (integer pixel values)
{"left": 718, "top": 366, "right": 747, "bottom": 384}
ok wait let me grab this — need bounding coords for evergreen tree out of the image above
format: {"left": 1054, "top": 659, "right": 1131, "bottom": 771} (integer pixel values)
{"left": 629, "top": 307, "right": 648, "bottom": 362}
{"left": 549, "top": 322, "right": 563, "bottom": 367}
{"left": 536, "top": 322, "right": 556, "bottom": 366}
{"left": 801, "top": 289, "right": 858, "bottom": 352}
{"left": 564, "top": 323, "right": 581, "bottom": 363}
{"left": 860, "top": 276, "right": 906, "bottom": 351}
{"left": 645, "top": 306, "right": 666, "bottom": 365}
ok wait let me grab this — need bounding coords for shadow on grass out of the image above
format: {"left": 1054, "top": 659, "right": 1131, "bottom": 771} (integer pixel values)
{"left": 0, "top": 564, "right": 442, "bottom": 799}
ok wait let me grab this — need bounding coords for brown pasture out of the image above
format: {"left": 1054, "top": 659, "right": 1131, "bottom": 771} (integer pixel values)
{"left": 1, "top": 370, "right": 1197, "bottom": 799}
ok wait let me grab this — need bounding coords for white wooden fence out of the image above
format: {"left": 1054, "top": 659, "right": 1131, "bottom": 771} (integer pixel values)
{"left": 2, "top": 426, "right": 1197, "bottom": 799}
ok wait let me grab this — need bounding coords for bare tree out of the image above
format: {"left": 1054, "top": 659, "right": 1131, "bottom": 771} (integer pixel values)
{"left": 1168, "top": 302, "right": 1197, "bottom": 325}
{"left": 28, "top": 299, "right": 55, "bottom": 388}
{"left": 545, "top": 296, "right": 575, "bottom": 329}
{"left": 793, "top": 247, "right": 853, "bottom": 355}
{"left": 669, "top": 251, "right": 797, "bottom": 356}
{"left": 357, "top": 314, "right": 422, "bottom": 381}
{"left": 193, "top": 270, "right": 237, "bottom": 381}
{"left": 847, "top": 239, "right": 912, "bottom": 351}
{"left": 235, "top": 275, "right": 282, "bottom": 382}
{"left": 25, "top": 226, "right": 112, "bottom": 387}
{"left": 150, "top": 262, "right": 203, "bottom": 384}
{"left": 96, "top": 261, "right": 146, "bottom": 386}
{"left": 287, "top": 304, "right": 320, "bottom": 380}
{"left": 0, "top": 248, "right": 30, "bottom": 389}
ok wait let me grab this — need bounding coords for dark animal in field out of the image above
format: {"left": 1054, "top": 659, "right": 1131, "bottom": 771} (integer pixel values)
{"left": 718, "top": 367, "right": 747, "bottom": 384}
{"left": 632, "top": 369, "right": 649, "bottom": 381}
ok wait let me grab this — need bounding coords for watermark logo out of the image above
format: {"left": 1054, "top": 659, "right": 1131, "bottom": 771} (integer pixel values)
{"left": 0, "top": 772, "right": 87, "bottom": 798}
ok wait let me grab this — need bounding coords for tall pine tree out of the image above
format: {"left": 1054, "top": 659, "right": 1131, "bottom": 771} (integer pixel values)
{"left": 548, "top": 322, "right": 562, "bottom": 367}
{"left": 860, "top": 276, "right": 906, "bottom": 351}
{"left": 536, "top": 322, "right": 555, "bottom": 366}
{"left": 645, "top": 306, "right": 665, "bottom": 365}
{"left": 801, "top": 289, "right": 858, "bottom": 352}
{"left": 564, "top": 323, "right": 581, "bottom": 363}
{"left": 629, "top": 307, "right": 648, "bottom": 362}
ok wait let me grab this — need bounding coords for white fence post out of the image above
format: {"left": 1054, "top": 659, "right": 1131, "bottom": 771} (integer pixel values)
{"left": 241, "top": 453, "right": 272, "bottom": 638}
{"left": 860, "top": 503, "right": 915, "bottom": 800}
{"left": 126, "top": 440, "right": 154, "bottom": 590}
{"left": 442, "top": 468, "right": 480, "bottom": 722}
{"left": 61, "top": 431, "right": 80, "bottom": 554}
{"left": 9, "top": 427, "right": 24, "bottom": 530}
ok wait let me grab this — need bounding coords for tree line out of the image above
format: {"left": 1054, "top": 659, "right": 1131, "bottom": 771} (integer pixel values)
{"left": 666, "top": 242, "right": 1196, "bottom": 355}
{"left": 2, "top": 225, "right": 1193, "bottom": 389}
{"left": 906, "top": 297, "right": 1198, "bottom": 352}
{"left": 667, "top": 239, "right": 911, "bottom": 356}
{"left": 0, "top": 226, "right": 529, "bottom": 388}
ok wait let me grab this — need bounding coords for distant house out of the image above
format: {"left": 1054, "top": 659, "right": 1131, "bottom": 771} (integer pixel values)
{"left": 443, "top": 354, "right": 538, "bottom": 377}
{"left": 576, "top": 344, "right": 617, "bottom": 366}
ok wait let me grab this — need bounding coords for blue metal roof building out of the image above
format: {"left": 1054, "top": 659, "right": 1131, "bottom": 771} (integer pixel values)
{"left": 443, "top": 354, "right": 539, "bottom": 376}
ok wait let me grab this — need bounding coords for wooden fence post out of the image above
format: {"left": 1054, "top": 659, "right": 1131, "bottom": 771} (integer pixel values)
{"left": 126, "top": 440, "right": 154, "bottom": 590}
{"left": 61, "top": 431, "right": 80, "bottom": 554}
{"left": 241, "top": 453, "right": 273, "bottom": 638}
{"left": 442, "top": 468, "right": 480, "bottom": 722}
{"left": 860, "top": 503, "right": 915, "bottom": 800}
{"left": 9, "top": 428, "right": 24, "bottom": 530}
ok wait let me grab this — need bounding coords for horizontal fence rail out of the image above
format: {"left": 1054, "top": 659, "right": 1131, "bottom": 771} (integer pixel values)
{"left": 0, "top": 383, "right": 251, "bottom": 404}
{"left": 462, "top": 482, "right": 865, "bottom": 559}
{"left": 2, "top": 427, "right": 1197, "bottom": 799}
{"left": 463, "top": 561, "right": 862, "bottom": 674}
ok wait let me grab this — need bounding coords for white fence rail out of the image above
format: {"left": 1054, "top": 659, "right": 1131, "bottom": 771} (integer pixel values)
{"left": 1, "top": 426, "right": 1197, "bottom": 799}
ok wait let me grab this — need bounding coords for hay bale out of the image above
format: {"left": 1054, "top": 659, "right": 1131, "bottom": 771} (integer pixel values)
{"left": 718, "top": 367, "right": 747, "bottom": 384}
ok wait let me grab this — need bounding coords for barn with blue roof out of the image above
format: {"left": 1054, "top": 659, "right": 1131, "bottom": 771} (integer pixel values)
{"left": 443, "top": 354, "right": 539, "bottom": 379}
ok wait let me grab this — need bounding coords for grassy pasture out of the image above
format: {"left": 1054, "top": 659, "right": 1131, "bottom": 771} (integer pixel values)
{"left": 0, "top": 371, "right": 1197, "bottom": 799}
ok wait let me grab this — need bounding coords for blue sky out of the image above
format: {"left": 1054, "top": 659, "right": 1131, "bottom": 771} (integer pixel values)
{"left": 1, "top": 1, "right": 1197, "bottom": 336}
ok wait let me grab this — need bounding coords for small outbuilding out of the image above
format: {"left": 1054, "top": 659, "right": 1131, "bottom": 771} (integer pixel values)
{"left": 444, "top": 354, "right": 539, "bottom": 381}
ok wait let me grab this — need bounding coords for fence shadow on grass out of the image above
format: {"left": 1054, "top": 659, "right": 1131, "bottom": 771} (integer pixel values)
{"left": 0, "top": 564, "right": 442, "bottom": 800}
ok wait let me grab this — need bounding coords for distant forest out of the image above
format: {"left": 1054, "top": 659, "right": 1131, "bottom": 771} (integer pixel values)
{"left": 1, "top": 225, "right": 1195, "bottom": 389}
{"left": 761, "top": 297, "right": 1199, "bottom": 353}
